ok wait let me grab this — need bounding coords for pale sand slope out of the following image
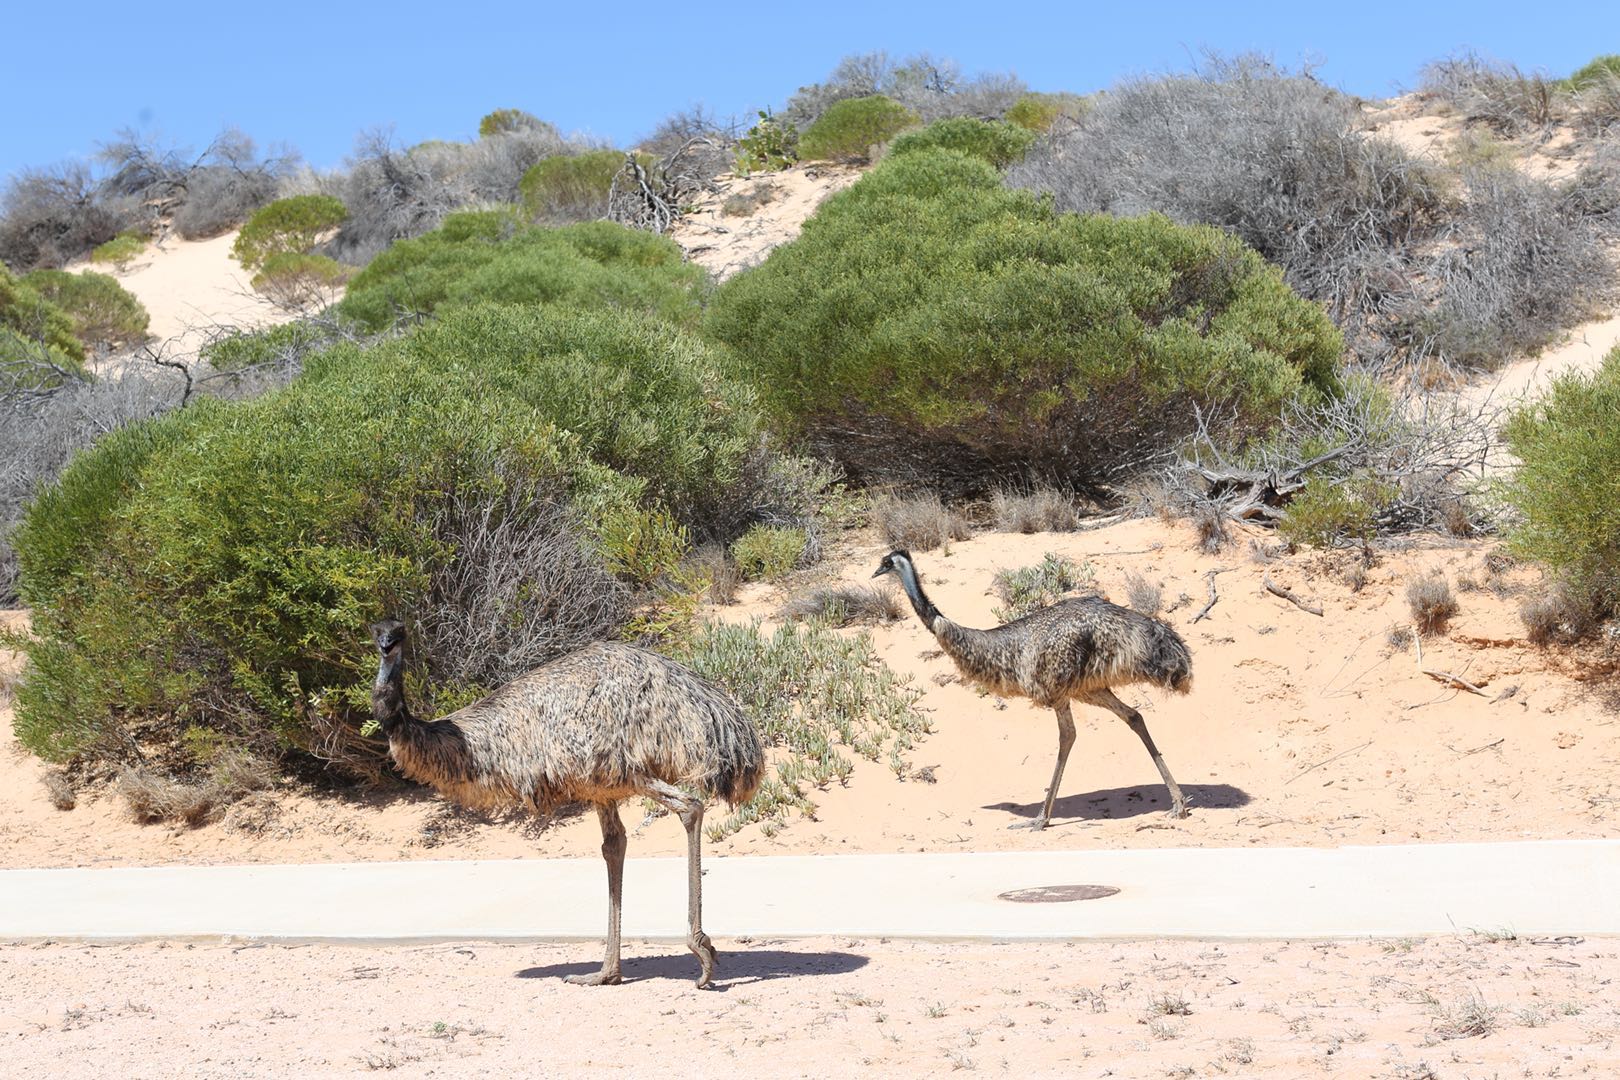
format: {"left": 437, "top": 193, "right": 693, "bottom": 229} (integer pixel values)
{"left": 5, "top": 519, "right": 1616, "bottom": 869}
{"left": 2, "top": 935, "right": 1616, "bottom": 1077}
{"left": 669, "top": 163, "right": 862, "bottom": 281}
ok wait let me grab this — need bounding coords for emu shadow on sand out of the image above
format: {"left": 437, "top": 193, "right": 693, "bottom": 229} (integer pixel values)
{"left": 369, "top": 619, "right": 763, "bottom": 988}
{"left": 874, "top": 550, "right": 1193, "bottom": 829}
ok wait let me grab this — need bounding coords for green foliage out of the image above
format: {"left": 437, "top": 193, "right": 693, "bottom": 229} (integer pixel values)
{"left": 991, "top": 554, "right": 1093, "bottom": 620}
{"left": 89, "top": 231, "right": 147, "bottom": 268}
{"left": 11, "top": 304, "right": 766, "bottom": 769}
{"left": 23, "top": 269, "right": 149, "bottom": 349}
{"left": 520, "top": 150, "right": 633, "bottom": 221}
{"left": 678, "top": 619, "right": 930, "bottom": 839}
{"left": 730, "top": 525, "right": 806, "bottom": 580}
{"left": 798, "top": 95, "right": 920, "bottom": 163}
{"left": 888, "top": 117, "right": 1036, "bottom": 169}
{"left": 1004, "top": 91, "right": 1091, "bottom": 133}
{"left": 1279, "top": 471, "right": 1397, "bottom": 549}
{"left": 202, "top": 320, "right": 334, "bottom": 372}
{"left": 250, "top": 252, "right": 349, "bottom": 306}
{"left": 479, "top": 108, "right": 549, "bottom": 137}
{"left": 231, "top": 195, "right": 348, "bottom": 272}
{"left": 1566, "top": 55, "right": 1620, "bottom": 91}
{"left": 705, "top": 148, "right": 1343, "bottom": 489}
{"left": 1502, "top": 346, "right": 1620, "bottom": 614}
{"left": 340, "top": 211, "right": 705, "bottom": 332}
{"left": 734, "top": 111, "right": 799, "bottom": 176}
{"left": 0, "top": 263, "right": 86, "bottom": 389}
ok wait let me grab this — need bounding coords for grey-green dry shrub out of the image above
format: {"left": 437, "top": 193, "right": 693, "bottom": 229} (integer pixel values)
{"left": 339, "top": 210, "right": 705, "bottom": 331}
{"left": 1124, "top": 573, "right": 1163, "bottom": 617}
{"left": 520, "top": 149, "right": 634, "bottom": 222}
{"left": 707, "top": 147, "right": 1342, "bottom": 493}
{"left": 1406, "top": 573, "right": 1458, "bottom": 635}
{"left": 779, "top": 584, "right": 902, "bottom": 626}
{"left": 1422, "top": 52, "right": 1562, "bottom": 135}
{"left": 1502, "top": 345, "right": 1620, "bottom": 622}
{"left": 0, "top": 161, "right": 141, "bottom": 271}
{"left": 8, "top": 304, "right": 777, "bottom": 779}
{"left": 888, "top": 117, "right": 1035, "bottom": 169}
{"left": 679, "top": 619, "right": 930, "bottom": 839}
{"left": 479, "top": 109, "right": 556, "bottom": 138}
{"left": 874, "top": 492, "right": 972, "bottom": 552}
{"left": 782, "top": 52, "right": 1025, "bottom": 129}
{"left": 22, "top": 269, "right": 149, "bottom": 349}
{"left": 991, "top": 488, "right": 1079, "bottom": 533}
{"left": 992, "top": 554, "right": 1094, "bottom": 621}
{"left": 730, "top": 524, "right": 806, "bottom": 580}
{"left": 799, "top": 96, "right": 919, "bottom": 163}
{"left": 721, "top": 182, "right": 779, "bottom": 217}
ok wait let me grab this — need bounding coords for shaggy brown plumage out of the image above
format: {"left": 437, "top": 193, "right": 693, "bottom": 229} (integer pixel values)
{"left": 874, "top": 550, "right": 1193, "bottom": 828}
{"left": 370, "top": 619, "right": 763, "bottom": 988}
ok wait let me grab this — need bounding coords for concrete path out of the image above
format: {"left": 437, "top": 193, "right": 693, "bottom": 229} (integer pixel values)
{"left": 2, "top": 840, "right": 1617, "bottom": 944}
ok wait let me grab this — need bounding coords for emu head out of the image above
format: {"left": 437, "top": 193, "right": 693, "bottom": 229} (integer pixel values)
{"left": 370, "top": 618, "right": 406, "bottom": 657}
{"left": 872, "top": 550, "right": 913, "bottom": 579}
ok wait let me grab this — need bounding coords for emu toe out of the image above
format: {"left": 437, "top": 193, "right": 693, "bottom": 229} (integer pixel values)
{"left": 564, "top": 968, "right": 623, "bottom": 987}
{"left": 690, "top": 932, "right": 718, "bottom": 989}
{"left": 1008, "top": 817, "right": 1050, "bottom": 831}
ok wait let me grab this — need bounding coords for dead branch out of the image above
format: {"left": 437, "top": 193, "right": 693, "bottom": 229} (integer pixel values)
{"left": 1413, "top": 630, "right": 1490, "bottom": 697}
{"left": 1285, "top": 740, "right": 1372, "bottom": 785}
{"left": 1191, "top": 567, "right": 1233, "bottom": 622}
{"left": 1263, "top": 571, "right": 1323, "bottom": 616}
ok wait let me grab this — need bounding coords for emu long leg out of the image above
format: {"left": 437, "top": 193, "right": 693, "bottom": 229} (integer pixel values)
{"left": 566, "top": 802, "right": 627, "bottom": 986}
{"left": 1091, "top": 688, "right": 1189, "bottom": 818}
{"left": 646, "top": 779, "right": 717, "bottom": 988}
{"left": 1010, "top": 701, "right": 1076, "bottom": 831}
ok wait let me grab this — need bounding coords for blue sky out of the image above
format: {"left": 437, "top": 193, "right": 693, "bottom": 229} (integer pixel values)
{"left": 4, "top": 0, "right": 1609, "bottom": 181}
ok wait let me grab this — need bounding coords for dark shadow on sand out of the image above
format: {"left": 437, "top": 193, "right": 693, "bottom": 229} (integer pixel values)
{"left": 986, "top": 783, "right": 1251, "bottom": 825}
{"left": 517, "top": 948, "right": 869, "bottom": 989}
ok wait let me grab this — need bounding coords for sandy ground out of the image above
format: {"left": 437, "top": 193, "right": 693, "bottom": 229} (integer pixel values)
{"left": 5, "top": 519, "right": 1617, "bottom": 869}
{"left": 669, "top": 163, "right": 862, "bottom": 280}
{"left": 2, "top": 934, "right": 1616, "bottom": 1077}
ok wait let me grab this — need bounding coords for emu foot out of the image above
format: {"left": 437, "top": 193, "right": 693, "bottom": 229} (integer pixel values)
{"left": 689, "top": 931, "right": 718, "bottom": 989}
{"left": 1008, "top": 817, "right": 1049, "bottom": 831}
{"left": 564, "top": 967, "right": 622, "bottom": 987}
{"left": 1168, "top": 801, "right": 1190, "bottom": 820}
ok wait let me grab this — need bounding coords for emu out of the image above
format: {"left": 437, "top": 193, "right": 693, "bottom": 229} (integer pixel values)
{"left": 369, "top": 618, "right": 763, "bottom": 988}
{"left": 873, "top": 550, "right": 1192, "bottom": 829}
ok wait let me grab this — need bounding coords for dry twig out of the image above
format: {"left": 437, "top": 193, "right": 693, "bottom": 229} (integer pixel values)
{"left": 1263, "top": 571, "right": 1323, "bottom": 616}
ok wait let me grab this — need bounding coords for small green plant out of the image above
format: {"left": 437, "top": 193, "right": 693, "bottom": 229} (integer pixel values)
{"left": 681, "top": 619, "right": 929, "bottom": 839}
{"left": 889, "top": 117, "right": 1036, "bottom": 169}
{"left": 250, "top": 252, "right": 349, "bottom": 308}
{"left": 730, "top": 525, "right": 806, "bottom": 580}
{"left": 89, "top": 230, "right": 147, "bottom": 269}
{"left": 799, "top": 96, "right": 919, "bottom": 163}
{"left": 21, "top": 269, "right": 149, "bottom": 349}
{"left": 992, "top": 554, "right": 1093, "bottom": 620}
{"left": 1004, "top": 91, "right": 1091, "bottom": 133}
{"left": 232, "top": 195, "right": 348, "bottom": 273}
{"left": 733, "top": 111, "right": 798, "bottom": 176}
{"left": 1279, "top": 472, "right": 1396, "bottom": 549}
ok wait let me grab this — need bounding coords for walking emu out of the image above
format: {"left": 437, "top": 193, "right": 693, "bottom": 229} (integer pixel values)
{"left": 873, "top": 551, "right": 1192, "bottom": 828}
{"left": 369, "top": 618, "right": 763, "bottom": 988}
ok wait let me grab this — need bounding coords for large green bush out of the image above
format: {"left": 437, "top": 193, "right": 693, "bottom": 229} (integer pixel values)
{"left": 888, "top": 117, "right": 1035, "bottom": 169}
{"left": 231, "top": 194, "right": 348, "bottom": 272}
{"left": 705, "top": 149, "right": 1343, "bottom": 490}
{"left": 1503, "top": 345, "right": 1620, "bottom": 614}
{"left": 799, "top": 95, "right": 919, "bottom": 162}
{"left": 11, "top": 304, "right": 767, "bottom": 771}
{"left": 339, "top": 211, "right": 706, "bottom": 331}
{"left": 22, "top": 269, "right": 149, "bottom": 349}
{"left": 1, "top": 263, "right": 86, "bottom": 392}
{"left": 520, "top": 149, "right": 631, "bottom": 222}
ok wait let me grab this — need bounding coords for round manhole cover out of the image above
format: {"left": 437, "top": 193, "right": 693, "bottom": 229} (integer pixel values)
{"left": 998, "top": 884, "right": 1120, "bottom": 904}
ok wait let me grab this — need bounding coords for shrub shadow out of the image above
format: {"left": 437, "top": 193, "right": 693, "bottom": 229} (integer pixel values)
{"left": 517, "top": 948, "right": 868, "bottom": 989}
{"left": 985, "top": 783, "right": 1251, "bottom": 824}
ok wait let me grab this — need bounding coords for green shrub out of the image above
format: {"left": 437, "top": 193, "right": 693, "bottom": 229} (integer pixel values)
{"left": 731, "top": 524, "right": 806, "bottom": 580}
{"left": 23, "top": 269, "right": 149, "bottom": 349}
{"left": 991, "top": 554, "right": 1093, "bottom": 620}
{"left": 201, "top": 320, "right": 338, "bottom": 372}
{"left": 520, "top": 150, "right": 634, "bottom": 222}
{"left": 888, "top": 117, "right": 1035, "bottom": 169}
{"left": 1279, "top": 471, "right": 1397, "bottom": 549}
{"left": 1005, "top": 92, "right": 1091, "bottom": 133}
{"left": 1, "top": 263, "right": 87, "bottom": 367}
{"left": 1502, "top": 346, "right": 1620, "bottom": 614}
{"left": 706, "top": 148, "right": 1343, "bottom": 490}
{"left": 250, "top": 252, "right": 349, "bottom": 307}
{"left": 733, "top": 111, "right": 799, "bottom": 176}
{"left": 479, "top": 108, "right": 553, "bottom": 137}
{"left": 231, "top": 195, "right": 348, "bottom": 272}
{"left": 339, "top": 211, "right": 705, "bottom": 331}
{"left": 798, "top": 95, "right": 919, "bottom": 163}
{"left": 10, "top": 304, "right": 769, "bottom": 773}
{"left": 90, "top": 231, "right": 147, "bottom": 269}
{"left": 1566, "top": 55, "right": 1620, "bottom": 91}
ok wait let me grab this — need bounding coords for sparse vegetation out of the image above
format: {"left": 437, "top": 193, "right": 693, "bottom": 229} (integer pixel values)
{"left": 992, "top": 554, "right": 1093, "bottom": 620}
{"left": 731, "top": 524, "right": 807, "bottom": 580}
{"left": 782, "top": 52, "right": 1025, "bottom": 130}
{"left": 23, "top": 269, "right": 149, "bottom": 350}
{"left": 478, "top": 109, "right": 555, "bottom": 138}
{"left": 1422, "top": 52, "right": 1562, "bottom": 134}
{"left": 1124, "top": 573, "right": 1163, "bottom": 617}
{"left": 888, "top": 117, "right": 1035, "bottom": 169}
{"left": 721, "top": 182, "right": 780, "bottom": 217}
{"left": 1406, "top": 573, "right": 1458, "bottom": 635}
{"left": 799, "top": 96, "right": 920, "bottom": 163}
{"left": 780, "top": 584, "right": 902, "bottom": 626}
{"left": 680, "top": 619, "right": 929, "bottom": 838}
{"left": 991, "top": 488, "right": 1079, "bottom": 534}
{"left": 874, "top": 493, "right": 972, "bottom": 552}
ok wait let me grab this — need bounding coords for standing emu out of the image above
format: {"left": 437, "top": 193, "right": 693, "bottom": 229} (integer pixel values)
{"left": 873, "top": 550, "right": 1192, "bottom": 829}
{"left": 369, "top": 618, "right": 763, "bottom": 988}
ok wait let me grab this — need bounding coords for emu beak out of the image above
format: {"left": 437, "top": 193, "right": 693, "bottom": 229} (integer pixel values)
{"left": 872, "top": 566, "right": 886, "bottom": 579}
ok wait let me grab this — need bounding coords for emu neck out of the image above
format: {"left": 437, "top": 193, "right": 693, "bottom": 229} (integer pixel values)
{"left": 372, "top": 651, "right": 417, "bottom": 736}
{"left": 895, "top": 560, "right": 944, "bottom": 631}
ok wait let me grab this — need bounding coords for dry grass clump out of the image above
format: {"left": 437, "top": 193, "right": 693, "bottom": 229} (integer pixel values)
{"left": 873, "top": 492, "right": 972, "bottom": 551}
{"left": 780, "top": 584, "right": 903, "bottom": 626}
{"left": 1429, "top": 990, "right": 1499, "bottom": 1041}
{"left": 41, "top": 770, "right": 76, "bottom": 810}
{"left": 1193, "top": 505, "right": 1228, "bottom": 554}
{"left": 687, "top": 544, "right": 741, "bottom": 604}
{"left": 992, "top": 554, "right": 1094, "bottom": 620}
{"left": 721, "top": 182, "right": 780, "bottom": 217}
{"left": 118, "top": 753, "right": 274, "bottom": 827}
{"left": 1123, "top": 573, "right": 1163, "bottom": 617}
{"left": 991, "top": 487, "right": 1079, "bottom": 533}
{"left": 1406, "top": 573, "right": 1459, "bottom": 635}
{"left": 1520, "top": 588, "right": 1596, "bottom": 645}
{"left": 1421, "top": 52, "right": 1562, "bottom": 135}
